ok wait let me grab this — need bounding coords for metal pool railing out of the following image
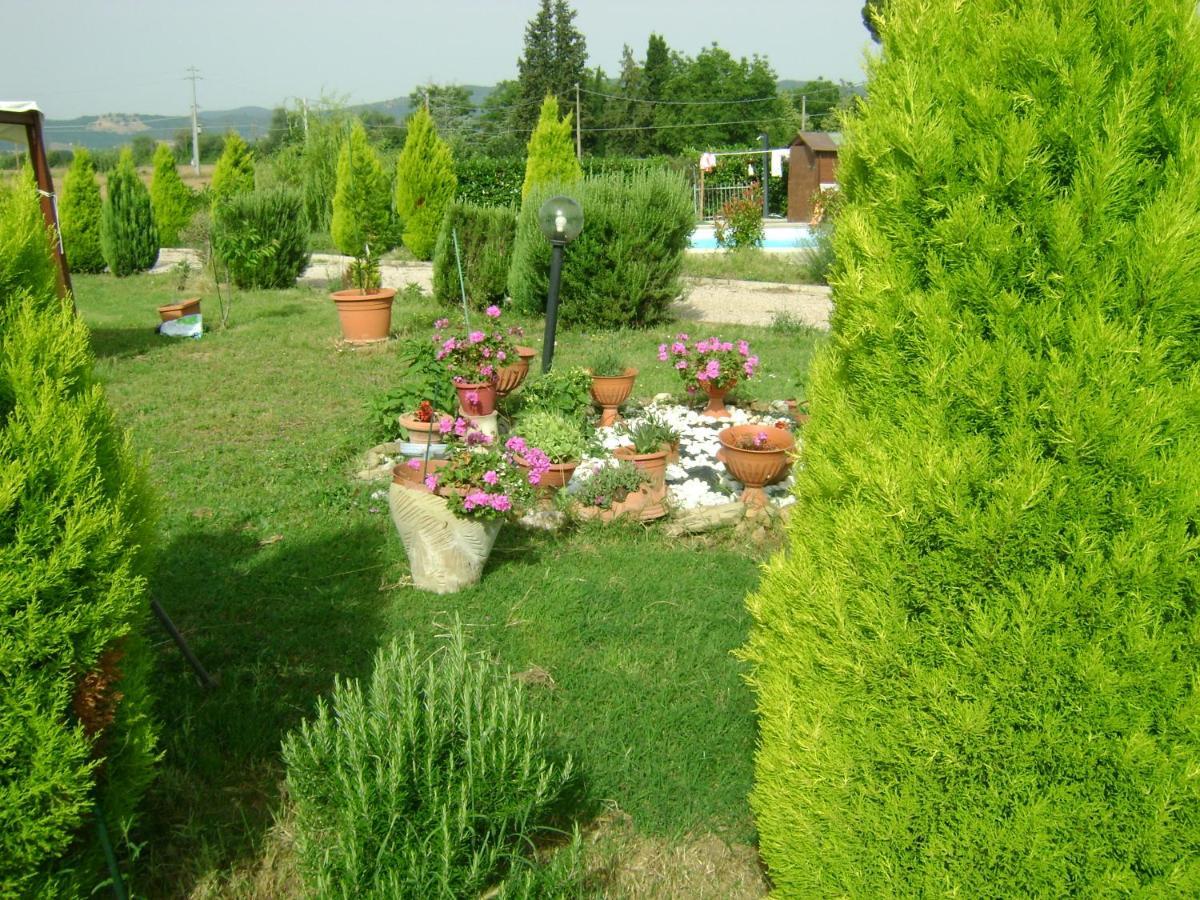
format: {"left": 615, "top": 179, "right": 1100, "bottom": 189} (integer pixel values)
{"left": 694, "top": 182, "right": 755, "bottom": 220}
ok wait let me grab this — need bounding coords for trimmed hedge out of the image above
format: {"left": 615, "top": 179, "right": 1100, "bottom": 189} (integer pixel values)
{"left": 59, "top": 149, "right": 106, "bottom": 273}
{"left": 212, "top": 187, "right": 311, "bottom": 289}
{"left": 508, "top": 170, "right": 692, "bottom": 329}
{"left": 431, "top": 201, "right": 516, "bottom": 309}
{"left": 740, "top": 0, "right": 1200, "bottom": 895}
{"left": 99, "top": 149, "right": 158, "bottom": 276}
{"left": 0, "top": 176, "right": 157, "bottom": 895}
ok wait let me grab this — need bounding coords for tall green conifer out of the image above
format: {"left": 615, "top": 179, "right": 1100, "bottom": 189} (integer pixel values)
{"left": 59, "top": 148, "right": 106, "bottom": 273}
{"left": 209, "top": 131, "right": 255, "bottom": 207}
{"left": 100, "top": 149, "right": 158, "bottom": 276}
{"left": 393, "top": 106, "right": 457, "bottom": 261}
{"left": 149, "top": 142, "right": 193, "bottom": 246}
{"left": 520, "top": 95, "right": 581, "bottom": 200}
{"left": 741, "top": 0, "right": 1200, "bottom": 894}
{"left": 330, "top": 120, "right": 392, "bottom": 258}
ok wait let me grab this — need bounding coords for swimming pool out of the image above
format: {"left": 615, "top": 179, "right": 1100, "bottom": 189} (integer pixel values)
{"left": 689, "top": 223, "right": 817, "bottom": 252}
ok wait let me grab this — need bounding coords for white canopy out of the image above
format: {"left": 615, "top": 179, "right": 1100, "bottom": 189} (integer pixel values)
{"left": 0, "top": 101, "right": 43, "bottom": 144}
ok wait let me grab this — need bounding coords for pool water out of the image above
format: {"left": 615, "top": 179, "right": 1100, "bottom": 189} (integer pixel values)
{"left": 689, "top": 224, "right": 817, "bottom": 252}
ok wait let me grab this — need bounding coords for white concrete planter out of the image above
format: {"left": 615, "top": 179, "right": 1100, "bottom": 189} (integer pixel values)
{"left": 388, "top": 483, "right": 502, "bottom": 593}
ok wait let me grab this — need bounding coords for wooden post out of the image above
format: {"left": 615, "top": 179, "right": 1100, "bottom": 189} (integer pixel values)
{"left": 24, "top": 118, "right": 73, "bottom": 299}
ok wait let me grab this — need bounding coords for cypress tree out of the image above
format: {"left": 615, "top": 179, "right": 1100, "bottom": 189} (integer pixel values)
{"left": 394, "top": 106, "right": 457, "bottom": 261}
{"left": 330, "top": 120, "right": 392, "bottom": 258}
{"left": 520, "top": 95, "right": 581, "bottom": 201}
{"left": 741, "top": 0, "right": 1200, "bottom": 894}
{"left": 149, "top": 142, "right": 193, "bottom": 246}
{"left": 59, "top": 148, "right": 106, "bottom": 273}
{"left": 209, "top": 131, "right": 255, "bottom": 207}
{"left": 0, "top": 175, "right": 157, "bottom": 896}
{"left": 100, "top": 149, "right": 159, "bottom": 276}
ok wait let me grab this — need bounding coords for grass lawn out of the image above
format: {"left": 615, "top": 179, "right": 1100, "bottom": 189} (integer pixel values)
{"left": 681, "top": 248, "right": 824, "bottom": 285}
{"left": 75, "top": 272, "right": 821, "bottom": 896}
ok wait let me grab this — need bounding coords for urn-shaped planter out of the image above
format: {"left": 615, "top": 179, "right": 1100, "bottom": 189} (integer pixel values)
{"left": 331, "top": 288, "right": 396, "bottom": 343}
{"left": 700, "top": 381, "right": 736, "bottom": 419}
{"left": 388, "top": 480, "right": 501, "bottom": 594}
{"left": 496, "top": 346, "right": 537, "bottom": 398}
{"left": 612, "top": 445, "right": 669, "bottom": 520}
{"left": 589, "top": 368, "right": 638, "bottom": 427}
{"left": 716, "top": 425, "right": 795, "bottom": 508}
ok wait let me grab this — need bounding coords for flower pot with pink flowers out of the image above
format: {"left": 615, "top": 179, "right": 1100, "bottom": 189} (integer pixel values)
{"left": 716, "top": 423, "right": 795, "bottom": 508}
{"left": 432, "top": 306, "right": 515, "bottom": 419}
{"left": 659, "top": 333, "right": 760, "bottom": 418}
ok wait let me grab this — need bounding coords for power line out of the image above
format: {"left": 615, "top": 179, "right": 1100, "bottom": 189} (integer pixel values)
{"left": 578, "top": 87, "right": 780, "bottom": 106}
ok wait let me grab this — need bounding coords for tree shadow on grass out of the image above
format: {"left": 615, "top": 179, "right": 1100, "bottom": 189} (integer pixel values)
{"left": 139, "top": 522, "right": 393, "bottom": 897}
{"left": 87, "top": 325, "right": 172, "bottom": 360}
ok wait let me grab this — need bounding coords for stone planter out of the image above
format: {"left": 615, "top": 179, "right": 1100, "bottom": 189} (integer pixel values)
{"left": 388, "top": 480, "right": 501, "bottom": 594}
{"left": 330, "top": 288, "right": 396, "bottom": 343}
{"left": 717, "top": 425, "right": 795, "bottom": 507}
{"left": 589, "top": 368, "right": 638, "bottom": 427}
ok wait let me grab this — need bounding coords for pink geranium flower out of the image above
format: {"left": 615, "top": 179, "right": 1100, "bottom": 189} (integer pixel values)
{"left": 468, "top": 331, "right": 486, "bottom": 344}
{"left": 485, "top": 305, "right": 502, "bottom": 318}
{"left": 406, "top": 458, "right": 421, "bottom": 469}
{"left": 424, "top": 473, "right": 439, "bottom": 491}
{"left": 483, "top": 470, "right": 499, "bottom": 485}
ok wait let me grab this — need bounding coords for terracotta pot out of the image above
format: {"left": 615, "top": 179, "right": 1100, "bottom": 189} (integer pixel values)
{"left": 392, "top": 459, "right": 449, "bottom": 489}
{"left": 455, "top": 381, "right": 498, "bottom": 417}
{"left": 614, "top": 446, "right": 669, "bottom": 519}
{"left": 701, "top": 381, "right": 736, "bottom": 419}
{"left": 496, "top": 346, "right": 537, "bottom": 398}
{"left": 590, "top": 368, "right": 638, "bottom": 427}
{"left": 717, "top": 424, "right": 796, "bottom": 507}
{"left": 388, "top": 481, "right": 501, "bottom": 594}
{"left": 785, "top": 398, "right": 811, "bottom": 426}
{"left": 397, "top": 413, "right": 448, "bottom": 445}
{"left": 517, "top": 455, "right": 579, "bottom": 492}
{"left": 665, "top": 440, "right": 681, "bottom": 465}
{"left": 158, "top": 297, "right": 201, "bottom": 322}
{"left": 330, "top": 288, "right": 396, "bottom": 344}
{"left": 576, "top": 482, "right": 668, "bottom": 522}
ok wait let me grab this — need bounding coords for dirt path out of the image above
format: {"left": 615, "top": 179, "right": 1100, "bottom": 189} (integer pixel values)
{"left": 152, "top": 250, "right": 832, "bottom": 329}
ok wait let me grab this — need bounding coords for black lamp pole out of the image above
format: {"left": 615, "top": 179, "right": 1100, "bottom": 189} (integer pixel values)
{"left": 761, "top": 132, "right": 770, "bottom": 218}
{"left": 542, "top": 240, "right": 565, "bottom": 373}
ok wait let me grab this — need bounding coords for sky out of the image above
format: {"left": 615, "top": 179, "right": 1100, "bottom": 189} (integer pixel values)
{"left": 3, "top": 0, "right": 871, "bottom": 120}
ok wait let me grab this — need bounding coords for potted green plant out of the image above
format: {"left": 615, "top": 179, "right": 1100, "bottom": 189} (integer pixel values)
{"left": 588, "top": 349, "right": 637, "bottom": 427}
{"left": 572, "top": 460, "right": 661, "bottom": 522}
{"left": 157, "top": 258, "right": 201, "bottom": 322}
{"left": 512, "top": 410, "right": 587, "bottom": 491}
{"left": 612, "top": 417, "right": 674, "bottom": 518}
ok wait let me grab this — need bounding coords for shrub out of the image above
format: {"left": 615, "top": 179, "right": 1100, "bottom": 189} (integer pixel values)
{"left": 281, "top": 628, "right": 574, "bottom": 898}
{"left": 521, "top": 95, "right": 582, "bottom": 200}
{"left": 517, "top": 366, "right": 593, "bottom": 420}
{"left": 740, "top": 0, "right": 1200, "bottom": 895}
{"left": 455, "top": 155, "right": 525, "bottom": 207}
{"left": 0, "top": 177, "right": 157, "bottom": 895}
{"left": 209, "top": 131, "right": 255, "bottom": 207}
{"left": 394, "top": 106, "right": 457, "bottom": 260}
{"left": 99, "top": 149, "right": 158, "bottom": 276}
{"left": 431, "top": 202, "right": 516, "bottom": 309}
{"left": 331, "top": 121, "right": 392, "bottom": 259}
{"left": 59, "top": 148, "right": 106, "bottom": 273}
{"left": 149, "top": 142, "right": 194, "bottom": 246}
{"left": 211, "top": 187, "right": 310, "bottom": 289}
{"left": 509, "top": 170, "right": 693, "bottom": 329}
{"left": 713, "top": 184, "right": 764, "bottom": 250}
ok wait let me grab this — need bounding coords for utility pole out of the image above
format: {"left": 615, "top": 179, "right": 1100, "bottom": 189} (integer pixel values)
{"left": 801, "top": 94, "right": 808, "bottom": 132}
{"left": 186, "top": 66, "right": 202, "bottom": 175}
{"left": 761, "top": 133, "right": 770, "bottom": 218}
{"left": 302, "top": 97, "right": 309, "bottom": 142}
{"left": 574, "top": 82, "right": 582, "bottom": 160}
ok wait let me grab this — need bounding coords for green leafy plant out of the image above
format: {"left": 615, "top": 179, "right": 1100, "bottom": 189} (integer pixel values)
{"left": 518, "top": 366, "right": 593, "bottom": 420}
{"left": 713, "top": 183, "right": 765, "bottom": 250}
{"left": 394, "top": 106, "right": 458, "bottom": 260}
{"left": 571, "top": 460, "right": 648, "bottom": 509}
{"left": 282, "top": 627, "right": 574, "bottom": 897}
{"left": 740, "top": 0, "right": 1200, "bottom": 895}
{"left": 366, "top": 339, "right": 458, "bottom": 441}
{"left": 616, "top": 414, "right": 678, "bottom": 454}
{"left": 0, "top": 176, "right": 157, "bottom": 896}
{"left": 509, "top": 171, "right": 693, "bottom": 329}
{"left": 59, "top": 147, "right": 106, "bottom": 273}
{"left": 521, "top": 95, "right": 582, "bottom": 200}
{"left": 172, "top": 258, "right": 192, "bottom": 292}
{"left": 209, "top": 131, "right": 255, "bottom": 207}
{"left": 99, "top": 149, "right": 159, "bottom": 276}
{"left": 587, "top": 349, "right": 628, "bottom": 378}
{"left": 431, "top": 202, "right": 517, "bottom": 310}
{"left": 149, "top": 142, "right": 194, "bottom": 246}
{"left": 515, "top": 410, "right": 586, "bottom": 463}
{"left": 211, "top": 187, "right": 310, "bottom": 289}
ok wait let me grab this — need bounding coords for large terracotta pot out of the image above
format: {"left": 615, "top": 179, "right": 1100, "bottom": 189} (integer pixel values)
{"left": 590, "top": 368, "right": 638, "bottom": 427}
{"left": 496, "top": 346, "right": 537, "bottom": 398}
{"left": 613, "top": 446, "right": 669, "bottom": 520}
{"left": 717, "top": 424, "right": 795, "bottom": 507}
{"left": 330, "top": 288, "right": 396, "bottom": 343}
{"left": 388, "top": 480, "right": 501, "bottom": 594}
{"left": 398, "top": 413, "right": 448, "bottom": 445}
{"left": 455, "top": 381, "right": 498, "bottom": 417}
{"left": 158, "top": 297, "right": 201, "bottom": 322}
{"left": 516, "top": 455, "right": 578, "bottom": 493}
{"left": 701, "top": 381, "right": 736, "bottom": 419}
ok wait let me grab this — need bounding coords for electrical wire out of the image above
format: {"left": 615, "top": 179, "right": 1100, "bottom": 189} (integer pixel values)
{"left": 577, "top": 86, "right": 780, "bottom": 105}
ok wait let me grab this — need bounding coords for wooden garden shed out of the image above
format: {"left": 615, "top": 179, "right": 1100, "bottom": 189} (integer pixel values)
{"left": 0, "top": 101, "right": 72, "bottom": 297}
{"left": 787, "top": 131, "right": 842, "bottom": 223}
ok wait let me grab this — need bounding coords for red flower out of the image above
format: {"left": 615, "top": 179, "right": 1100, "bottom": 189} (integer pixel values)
{"left": 416, "top": 400, "right": 434, "bottom": 423}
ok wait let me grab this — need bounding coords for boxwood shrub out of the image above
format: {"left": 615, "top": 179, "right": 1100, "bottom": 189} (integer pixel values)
{"left": 431, "top": 201, "right": 516, "bottom": 310}
{"left": 508, "top": 169, "right": 693, "bottom": 329}
{"left": 212, "top": 187, "right": 310, "bottom": 289}
{"left": 740, "top": 0, "right": 1200, "bottom": 895}
{"left": 0, "top": 176, "right": 157, "bottom": 895}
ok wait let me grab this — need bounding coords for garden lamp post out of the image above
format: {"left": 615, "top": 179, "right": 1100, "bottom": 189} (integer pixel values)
{"left": 536, "top": 195, "right": 584, "bottom": 373}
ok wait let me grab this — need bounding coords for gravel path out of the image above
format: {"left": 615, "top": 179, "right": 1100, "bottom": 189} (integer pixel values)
{"left": 153, "top": 250, "right": 832, "bottom": 329}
